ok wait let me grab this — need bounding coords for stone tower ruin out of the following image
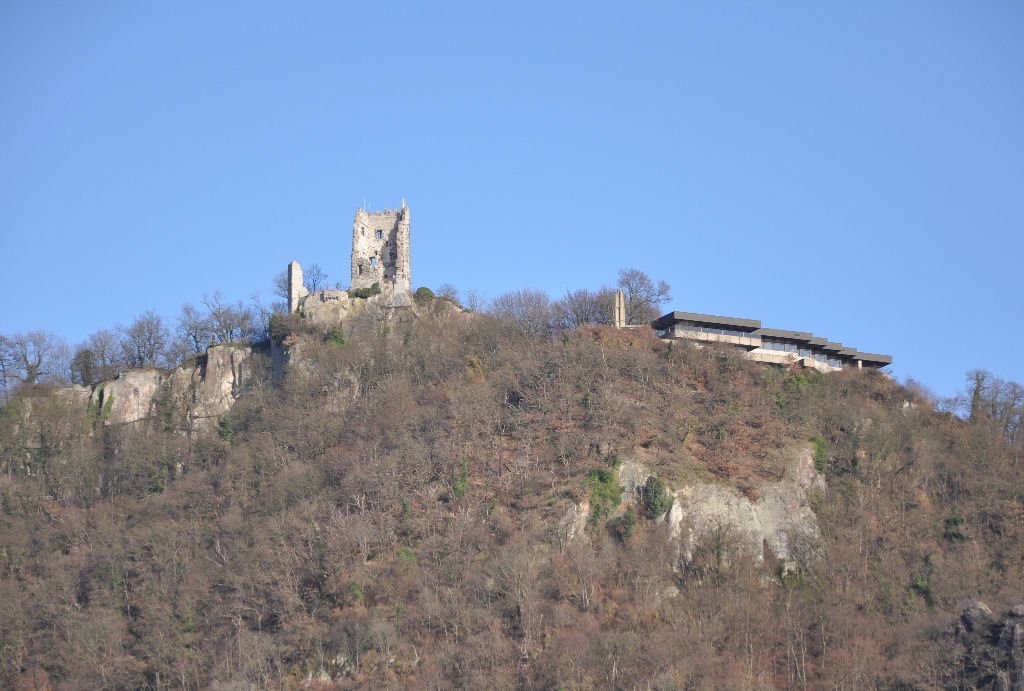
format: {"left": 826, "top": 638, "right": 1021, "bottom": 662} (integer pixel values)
{"left": 287, "top": 261, "right": 308, "bottom": 313}
{"left": 351, "top": 203, "right": 411, "bottom": 297}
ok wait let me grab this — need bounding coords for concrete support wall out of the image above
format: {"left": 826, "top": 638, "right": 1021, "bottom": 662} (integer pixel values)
{"left": 351, "top": 204, "right": 411, "bottom": 296}
{"left": 661, "top": 331, "right": 849, "bottom": 372}
{"left": 668, "top": 325, "right": 761, "bottom": 349}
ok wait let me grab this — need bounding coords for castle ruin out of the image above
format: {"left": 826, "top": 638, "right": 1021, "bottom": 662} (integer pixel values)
{"left": 351, "top": 204, "right": 411, "bottom": 296}
{"left": 287, "top": 261, "right": 308, "bottom": 313}
{"left": 286, "top": 202, "right": 412, "bottom": 315}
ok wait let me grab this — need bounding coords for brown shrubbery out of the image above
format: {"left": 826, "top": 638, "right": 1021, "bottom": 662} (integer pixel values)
{"left": 0, "top": 310, "right": 1021, "bottom": 688}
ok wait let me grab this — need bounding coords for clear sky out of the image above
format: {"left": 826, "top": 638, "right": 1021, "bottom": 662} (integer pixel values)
{"left": 2, "top": 1, "right": 1022, "bottom": 399}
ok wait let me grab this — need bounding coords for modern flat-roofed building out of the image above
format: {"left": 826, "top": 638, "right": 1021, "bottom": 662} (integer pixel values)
{"left": 652, "top": 311, "right": 891, "bottom": 372}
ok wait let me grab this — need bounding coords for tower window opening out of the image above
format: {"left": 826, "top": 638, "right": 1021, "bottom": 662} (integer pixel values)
{"left": 370, "top": 256, "right": 378, "bottom": 268}
{"left": 376, "top": 230, "right": 383, "bottom": 240}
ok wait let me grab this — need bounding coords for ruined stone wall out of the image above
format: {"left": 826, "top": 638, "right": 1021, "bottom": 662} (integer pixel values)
{"left": 350, "top": 205, "right": 411, "bottom": 295}
{"left": 288, "top": 261, "right": 309, "bottom": 313}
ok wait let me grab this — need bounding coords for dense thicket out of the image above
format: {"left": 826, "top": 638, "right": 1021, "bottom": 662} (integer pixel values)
{"left": 1, "top": 308, "right": 1021, "bottom": 689}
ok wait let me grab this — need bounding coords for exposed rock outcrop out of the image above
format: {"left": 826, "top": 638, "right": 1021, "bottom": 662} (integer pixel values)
{"left": 88, "top": 345, "right": 253, "bottom": 434}
{"left": 669, "top": 448, "right": 824, "bottom": 565}
{"left": 955, "top": 600, "right": 1024, "bottom": 690}
{"left": 296, "top": 289, "right": 418, "bottom": 327}
{"left": 565, "top": 448, "right": 825, "bottom": 569}
{"left": 90, "top": 369, "right": 168, "bottom": 426}
{"left": 168, "top": 344, "right": 252, "bottom": 433}
{"left": 555, "top": 500, "right": 590, "bottom": 548}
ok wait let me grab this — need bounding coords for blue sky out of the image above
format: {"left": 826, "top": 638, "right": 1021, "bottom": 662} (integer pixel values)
{"left": 2, "top": 1, "right": 1022, "bottom": 399}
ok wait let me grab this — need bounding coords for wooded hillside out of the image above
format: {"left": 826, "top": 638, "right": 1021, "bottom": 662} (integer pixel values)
{"left": 1, "top": 304, "right": 1022, "bottom": 689}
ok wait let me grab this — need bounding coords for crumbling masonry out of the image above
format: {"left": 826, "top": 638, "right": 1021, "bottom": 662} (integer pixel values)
{"left": 286, "top": 203, "right": 412, "bottom": 313}
{"left": 351, "top": 204, "right": 411, "bottom": 296}
{"left": 287, "top": 261, "right": 308, "bottom": 313}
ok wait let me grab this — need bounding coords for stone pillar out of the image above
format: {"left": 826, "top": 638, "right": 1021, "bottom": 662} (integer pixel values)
{"left": 613, "top": 289, "right": 626, "bottom": 328}
{"left": 288, "top": 261, "right": 309, "bottom": 313}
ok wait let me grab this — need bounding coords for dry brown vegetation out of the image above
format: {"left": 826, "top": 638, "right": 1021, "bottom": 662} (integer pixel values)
{"left": 1, "top": 308, "right": 1021, "bottom": 689}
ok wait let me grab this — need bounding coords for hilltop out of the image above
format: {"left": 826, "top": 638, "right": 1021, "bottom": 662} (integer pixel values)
{"left": 1, "top": 299, "right": 1022, "bottom": 689}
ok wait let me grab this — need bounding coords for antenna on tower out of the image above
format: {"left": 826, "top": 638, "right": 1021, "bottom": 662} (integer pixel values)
{"left": 402, "top": 196, "right": 406, "bottom": 208}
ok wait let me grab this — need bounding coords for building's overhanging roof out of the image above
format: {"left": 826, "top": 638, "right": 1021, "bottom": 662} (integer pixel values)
{"left": 755, "top": 328, "right": 813, "bottom": 342}
{"left": 853, "top": 352, "right": 893, "bottom": 366}
{"left": 654, "top": 310, "right": 892, "bottom": 367}
{"left": 652, "top": 311, "right": 761, "bottom": 331}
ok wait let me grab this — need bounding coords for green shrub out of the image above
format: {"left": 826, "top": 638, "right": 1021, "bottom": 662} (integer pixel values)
{"left": 326, "top": 325, "right": 346, "bottom": 347}
{"left": 910, "top": 575, "right": 933, "bottom": 605}
{"left": 414, "top": 286, "right": 435, "bottom": 302}
{"left": 584, "top": 468, "right": 622, "bottom": 526}
{"left": 217, "top": 417, "right": 233, "bottom": 444}
{"left": 348, "top": 282, "right": 381, "bottom": 299}
{"left": 810, "top": 435, "right": 828, "bottom": 473}
{"left": 944, "top": 514, "right": 966, "bottom": 542}
{"left": 641, "top": 475, "right": 674, "bottom": 518}
{"left": 347, "top": 581, "right": 364, "bottom": 604}
{"left": 786, "top": 370, "right": 822, "bottom": 392}
{"left": 453, "top": 459, "right": 469, "bottom": 501}
{"left": 910, "top": 556, "right": 936, "bottom": 606}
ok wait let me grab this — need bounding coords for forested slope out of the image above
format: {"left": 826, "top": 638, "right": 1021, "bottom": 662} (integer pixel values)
{"left": 1, "top": 306, "right": 1022, "bottom": 689}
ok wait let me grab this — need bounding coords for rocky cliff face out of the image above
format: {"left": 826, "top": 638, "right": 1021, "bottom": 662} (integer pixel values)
{"left": 88, "top": 345, "right": 252, "bottom": 433}
{"left": 296, "top": 289, "right": 421, "bottom": 327}
{"left": 955, "top": 600, "right": 1024, "bottom": 690}
{"left": 168, "top": 345, "right": 252, "bottom": 433}
{"left": 666, "top": 447, "right": 824, "bottom": 566}
{"left": 90, "top": 369, "right": 167, "bottom": 426}
{"left": 568, "top": 447, "right": 824, "bottom": 569}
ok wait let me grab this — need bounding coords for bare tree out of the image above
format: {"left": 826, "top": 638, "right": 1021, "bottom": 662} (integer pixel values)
{"left": 617, "top": 267, "right": 671, "bottom": 325}
{"left": 119, "top": 311, "right": 170, "bottom": 368}
{"left": 273, "top": 270, "right": 290, "bottom": 301}
{"left": 177, "top": 304, "right": 213, "bottom": 354}
{"left": 463, "top": 289, "right": 487, "bottom": 313}
{"left": 0, "top": 334, "right": 12, "bottom": 402}
{"left": 959, "top": 369, "right": 1023, "bottom": 449}
{"left": 0, "top": 330, "right": 71, "bottom": 388}
{"left": 437, "top": 283, "right": 459, "bottom": 303}
{"left": 249, "top": 292, "right": 278, "bottom": 343}
{"left": 71, "top": 329, "right": 125, "bottom": 385}
{"left": 303, "top": 264, "right": 328, "bottom": 292}
{"left": 489, "top": 288, "right": 555, "bottom": 337}
{"left": 70, "top": 347, "right": 99, "bottom": 387}
{"left": 202, "top": 292, "right": 255, "bottom": 344}
{"left": 164, "top": 303, "right": 211, "bottom": 366}
{"left": 554, "top": 287, "right": 616, "bottom": 329}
